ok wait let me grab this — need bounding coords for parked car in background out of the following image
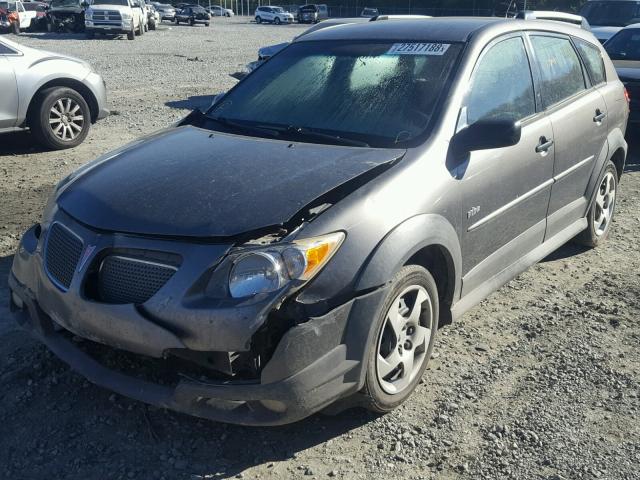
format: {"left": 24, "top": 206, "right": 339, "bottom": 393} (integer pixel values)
{"left": 45, "top": 0, "right": 84, "bottom": 33}
{"left": 174, "top": 4, "right": 209, "bottom": 26}
{"left": 84, "top": 0, "right": 145, "bottom": 39}
{"left": 0, "top": 36, "right": 108, "bottom": 148}
{"left": 254, "top": 5, "right": 293, "bottom": 24}
{"left": 23, "top": 1, "right": 47, "bottom": 30}
{"left": 297, "top": 3, "right": 327, "bottom": 23}
{"left": 360, "top": 7, "right": 378, "bottom": 17}
{"left": 0, "top": 1, "right": 34, "bottom": 30}
{"left": 579, "top": 0, "right": 640, "bottom": 42}
{"left": 0, "top": 5, "right": 20, "bottom": 33}
{"left": 145, "top": 1, "right": 158, "bottom": 29}
{"left": 8, "top": 17, "right": 629, "bottom": 426}
{"left": 605, "top": 23, "right": 640, "bottom": 124}
{"left": 208, "top": 4, "right": 232, "bottom": 17}
{"left": 152, "top": 2, "right": 174, "bottom": 21}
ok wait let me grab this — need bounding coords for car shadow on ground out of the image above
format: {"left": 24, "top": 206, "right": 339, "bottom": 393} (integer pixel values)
{"left": 0, "top": 130, "right": 50, "bottom": 155}
{"left": 165, "top": 95, "right": 218, "bottom": 111}
{"left": 16, "top": 32, "right": 86, "bottom": 40}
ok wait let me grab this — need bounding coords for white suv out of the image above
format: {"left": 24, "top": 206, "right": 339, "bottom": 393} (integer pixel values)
{"left": 0, "top": 0, "right": 35, "bottom": 31}
{"left": 84, "top": 0, "right": 145, "bottom": 39}
{"left": 254, "top": 6, "right": 293, "bottom": 25}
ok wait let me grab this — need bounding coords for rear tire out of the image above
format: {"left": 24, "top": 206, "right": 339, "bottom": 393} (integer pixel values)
{"left": 30, "top": 87, "right": 91, "bottom": 150}
{"left": 574, "top": 161, "right": 618, "bottom": 248}
{"left": 361, "top": 265, "right": 439, "bottom": 413}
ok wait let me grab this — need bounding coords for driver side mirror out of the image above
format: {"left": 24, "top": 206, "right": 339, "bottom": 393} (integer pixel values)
{"left": 451, "top": 119, "right": 522, "bottom": 153}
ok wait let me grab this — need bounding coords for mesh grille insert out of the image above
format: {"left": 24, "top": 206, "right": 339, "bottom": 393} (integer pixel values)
{"left": 98, "top": 256, "right": 177, "bottom": 305}
{"left": 45, "top": 223, "right": 84, "bottom": 290}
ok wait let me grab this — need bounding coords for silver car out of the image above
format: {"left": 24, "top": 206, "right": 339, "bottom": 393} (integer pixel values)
{"left": 0, "top": 36, "right": 108, "bottom": 149}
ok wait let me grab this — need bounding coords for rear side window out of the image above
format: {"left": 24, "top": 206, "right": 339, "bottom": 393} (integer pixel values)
{"left": 574, "top": 39, "right": 606, "bottom": 85}
{"left": 0, "top": 42, "right": 16, "bottom": 55}
{"left": 466, "top": 37, "right": 536, "bottom": 126}
{"left": 530, "top": 36, "right": 586, "bottom": 108}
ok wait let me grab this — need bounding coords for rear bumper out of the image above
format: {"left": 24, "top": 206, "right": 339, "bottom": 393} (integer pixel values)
{"left": 9, "top": 219, "right": 387, "bottom": 425}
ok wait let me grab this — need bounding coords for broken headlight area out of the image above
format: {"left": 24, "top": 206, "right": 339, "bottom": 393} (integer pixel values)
{"left": 224, "top": 231, "right": 345, "bottom": 299}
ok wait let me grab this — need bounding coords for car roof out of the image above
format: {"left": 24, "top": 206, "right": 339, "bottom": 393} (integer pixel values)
{"left": 295, "top": 17, "right": 597, "bottom": 43}
{"left": 622, "top": 22, "right": 640, "bottom": 29}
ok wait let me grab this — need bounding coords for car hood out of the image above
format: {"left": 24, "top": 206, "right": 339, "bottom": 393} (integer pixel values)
{"left": 0, "top": 36, "right": 87, "bottom": 67}
{"left": 49, "top": 6, "right": 83, "bottom": 13}
{"left": 57, "top": 126, "right": 405, "bottom": 238}
{"left": 614, "top": 60, "right": 640, "bottom": 81}
{"left": 592, "top": 26, "right": 623, "bottom": 42}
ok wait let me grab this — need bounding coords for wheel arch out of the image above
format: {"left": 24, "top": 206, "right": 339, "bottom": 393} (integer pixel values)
{"left": 25, "top": 78, "right": 99, "bottom": 127}
{"left": 354, "top": 214, "right": 462, "bottom": 327}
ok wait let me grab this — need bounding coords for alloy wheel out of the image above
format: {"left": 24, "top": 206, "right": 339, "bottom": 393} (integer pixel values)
{"left": 594, "top": 171, "right": 616, "bottom": 236}
{"left": 376, "top": 285, "right": 433, "bottom": 395}
{"left": 49, "top": 98, "right": 84, "bottom": 142}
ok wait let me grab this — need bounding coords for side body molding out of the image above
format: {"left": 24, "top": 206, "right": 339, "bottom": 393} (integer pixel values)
{"left": 354, "top": 214, "right": 462, "bottom": 319}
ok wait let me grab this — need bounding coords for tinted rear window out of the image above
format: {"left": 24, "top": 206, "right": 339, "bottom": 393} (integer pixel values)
{"left": 530, "top": 36, "right": 586, "bottom": 108}
{"left": 605, "top": 28, "right": 640, "bottom": 61}
{"left": 579, "top": 1, "right": 640, "bottom": 27}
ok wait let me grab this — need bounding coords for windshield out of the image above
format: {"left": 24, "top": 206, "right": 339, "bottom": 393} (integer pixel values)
{"left": 208, "top": 41, "right": 462, "bottom": 148}
{"left": 92, "top": 0, "right": 129, "bottom": 5}
{"left": 272, "top": 7, "right": 284, "bottom": 12}
{"left": 0, "top": 1, "right": 16, "bottom": 11}
{"left": 580, "top": 1, "right": 640, "bottom": 27}
{"left": 605, "top": 28, "right": 640, "bottom": 60}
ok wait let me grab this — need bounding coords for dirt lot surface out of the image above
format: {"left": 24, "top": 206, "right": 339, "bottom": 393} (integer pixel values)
{"left": 1, "top": 19, "right": 639, "bottom": 480}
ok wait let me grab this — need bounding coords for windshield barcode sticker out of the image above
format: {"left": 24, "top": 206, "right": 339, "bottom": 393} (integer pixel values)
{"left": 386, "top": 43, "right": 451, "bottom": 56}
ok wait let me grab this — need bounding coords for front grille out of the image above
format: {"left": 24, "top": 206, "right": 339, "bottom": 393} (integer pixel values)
{"left": 45, "top": 223, "right": 84, "bottom": 290}
{"left": 98, "top": 256, "right": 177, "bottom": 305}
{"left": 92, "top": 10, "right": 122, "bottom": 21}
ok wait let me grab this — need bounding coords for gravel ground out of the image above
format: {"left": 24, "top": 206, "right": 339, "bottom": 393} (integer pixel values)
{"left": 1, "top": 19, "right": 639, "bottom": 480}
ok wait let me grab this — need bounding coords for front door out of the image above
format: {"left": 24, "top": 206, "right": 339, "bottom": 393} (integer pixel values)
{"left": 458, "top": 35, "right": 555, "bottom": 296}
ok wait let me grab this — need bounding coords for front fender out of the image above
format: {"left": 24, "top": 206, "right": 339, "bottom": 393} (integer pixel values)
{"left": 14, "top": 57, "right": 90, "bottom": 124}
{"left": 354, "top": 213, "right": 462, "bottom": 310}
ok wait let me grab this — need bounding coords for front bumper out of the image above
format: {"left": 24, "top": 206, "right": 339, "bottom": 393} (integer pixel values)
{"left": 9, "top": 218, "right": 387, "bottom": 425}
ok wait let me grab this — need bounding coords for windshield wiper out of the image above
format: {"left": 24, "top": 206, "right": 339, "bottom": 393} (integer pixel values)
{"left": 207, "top": 116, "right": 282, "bottom": 137}
{"left": 272, "top": 125, "right": 370, "bottom": 147}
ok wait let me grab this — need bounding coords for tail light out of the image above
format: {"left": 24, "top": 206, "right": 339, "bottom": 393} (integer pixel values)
{"left": 624, "top": 87, "right": 631, "bottom": 104}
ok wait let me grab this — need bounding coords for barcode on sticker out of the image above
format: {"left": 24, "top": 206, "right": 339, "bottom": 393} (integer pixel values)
{"left": 386, "top": 43, "right": 450, "bottom": 56}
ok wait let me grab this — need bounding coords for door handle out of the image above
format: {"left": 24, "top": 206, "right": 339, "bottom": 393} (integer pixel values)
{"left": 593, "top": 109, "right": 607, "bottom": 123}
{"left": 535, "top": 137, "right": 554, "bottom": 154}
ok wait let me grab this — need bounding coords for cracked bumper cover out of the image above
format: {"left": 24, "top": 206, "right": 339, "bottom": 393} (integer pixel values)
{"left": 9, "top": 222, "right": 387, "bottom": 425}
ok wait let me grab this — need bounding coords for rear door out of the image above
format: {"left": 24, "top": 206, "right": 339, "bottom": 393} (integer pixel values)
{"left": 459, "top": 34, "right": 555, "bottom": 295}
{"left": 527, "top": 33, "right": 609, "bottom": 238}
{"left": 0, "top": 45, "right": 18, "bottom": 128}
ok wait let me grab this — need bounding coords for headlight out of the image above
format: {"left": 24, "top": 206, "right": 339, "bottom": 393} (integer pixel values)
{"left": 85, "top": 10, "right": 93, "bottom": 19}
{"left": 121, "top": 11, "right": 132, "bottom": 20}
{"left": 228, "top": 232, "right": 344, "bottom": 298}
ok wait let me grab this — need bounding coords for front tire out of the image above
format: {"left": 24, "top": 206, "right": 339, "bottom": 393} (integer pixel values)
{"left": 12, "top": 21, "right": 20, "bottom": 34}
{"left": 30, "top": 87, "right": 91, "bottom": 150}
{"left": 127, "top": 24, "right": 135, "bottom": 39}
{"left": 274, "top": 17, "right": 281, "bottom": 24}
{"left": 361, "top": 265, "right": 439, "bottom": 413}
{"left": 255, "top": 16, "right": 261, "bottom": 24}
{"left": 574, "top": 161, "right": 618, "bottom": 247}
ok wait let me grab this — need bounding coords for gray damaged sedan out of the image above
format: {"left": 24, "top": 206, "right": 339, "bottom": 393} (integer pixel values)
{"left": 0, "top": 36, "right": 108, "bottom": 149}
{"left": 10, "top": 17, "right": 629, "bottom": 425}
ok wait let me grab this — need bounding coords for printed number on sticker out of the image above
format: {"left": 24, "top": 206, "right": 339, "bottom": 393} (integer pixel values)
{"left": 386, "top": 43, "right": 450, "bottom": 56}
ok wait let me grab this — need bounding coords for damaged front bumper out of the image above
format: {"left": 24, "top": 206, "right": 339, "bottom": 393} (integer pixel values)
{"left": 9, "top": 216, "right": 387, "bottom": 425}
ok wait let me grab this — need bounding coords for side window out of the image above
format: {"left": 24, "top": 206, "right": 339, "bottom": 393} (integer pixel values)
{"left": 0, "top": 43, "right": 16, "bottom": 55}
{"left": 466, "top": 37, "right": 536, "bottom": 126}
{"left": 574, "top": 38, "right": 606, "bottom": 85}
{"left": 530, "top": 35, "right": 586, "bottom": 108}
